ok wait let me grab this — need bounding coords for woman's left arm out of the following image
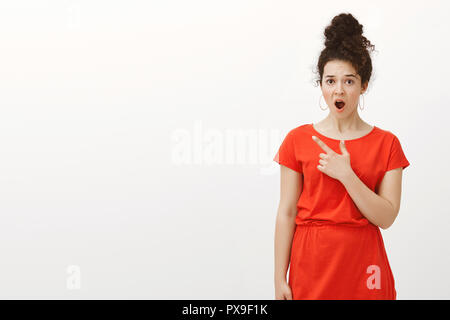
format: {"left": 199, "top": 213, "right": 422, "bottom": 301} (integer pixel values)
{"left": 340, "top": 168, "right": 403, "bottom": 230}
{"left": 311, "top": 135, "right": 404, "bottom": 230}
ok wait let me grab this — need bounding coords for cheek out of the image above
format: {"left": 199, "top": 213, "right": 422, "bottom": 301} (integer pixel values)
{"left": 351, "top": 94, "right": 361, "bottom": 103}
{"left": 322, "top": 89, "right": 332, "bottom": 97}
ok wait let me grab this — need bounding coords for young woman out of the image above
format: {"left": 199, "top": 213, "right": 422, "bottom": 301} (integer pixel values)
{"left": 273, "top": 13, "right": 410, "bottom": 300}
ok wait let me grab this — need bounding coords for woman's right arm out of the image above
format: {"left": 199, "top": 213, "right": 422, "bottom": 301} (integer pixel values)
{"left": 274, "top": 165, "right": 303, "bottom": 300}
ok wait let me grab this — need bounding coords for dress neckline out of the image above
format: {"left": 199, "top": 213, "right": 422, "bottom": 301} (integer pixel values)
{"left": 310, "top": 123, "right": 377, "bottom": 142}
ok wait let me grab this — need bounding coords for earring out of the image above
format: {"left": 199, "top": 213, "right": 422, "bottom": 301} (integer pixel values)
{"left": 358, "top": 94, "right": 365, "bottom": 110}
{"left": 318, "top": 94, "right": 328, "bottom": 111}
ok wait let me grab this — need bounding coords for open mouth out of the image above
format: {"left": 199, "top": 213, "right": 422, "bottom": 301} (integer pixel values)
{"left": 335, "top": 101, "right": 345, "bottom": 109}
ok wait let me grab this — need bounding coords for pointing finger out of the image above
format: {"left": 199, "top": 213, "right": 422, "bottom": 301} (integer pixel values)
{"left": 312, "top": 136, "right": 334, "bottom": 154}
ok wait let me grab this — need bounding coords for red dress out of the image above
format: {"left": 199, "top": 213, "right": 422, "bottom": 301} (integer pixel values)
{"left": 274, "top": 123, "right": 410, "bottom": 300}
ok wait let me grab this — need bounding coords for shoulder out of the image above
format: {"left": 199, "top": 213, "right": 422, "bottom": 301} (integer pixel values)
{"left": 372, "top": 125, "right": 399, "bottom": 143}
{"left": 286, "top": 123, "right": 312, "bottom": 137}
{"left": 371, "top": 126, "right": 409, "bottom": 158}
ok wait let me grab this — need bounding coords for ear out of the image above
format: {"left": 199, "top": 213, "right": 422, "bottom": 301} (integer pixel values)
{"left": 361, "top": 81, "right": 368, "bottom": 94}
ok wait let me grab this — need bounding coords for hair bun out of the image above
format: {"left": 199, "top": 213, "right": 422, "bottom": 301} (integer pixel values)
{"left": 324, "top": 13, "right": 365, "bottom": 50}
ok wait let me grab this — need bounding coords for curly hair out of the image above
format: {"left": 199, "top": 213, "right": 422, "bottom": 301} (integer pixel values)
{"left": 315, "top": 13, "right": 376, "bottom": 88}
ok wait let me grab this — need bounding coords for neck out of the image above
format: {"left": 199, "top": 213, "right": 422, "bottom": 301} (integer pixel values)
{"left": 323, "top": 111, "right": 365, "bottom": 133}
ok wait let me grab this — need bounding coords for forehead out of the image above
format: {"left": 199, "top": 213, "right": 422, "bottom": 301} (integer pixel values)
{"left": 323, "top": 60, "right": 357, "bottom": 77}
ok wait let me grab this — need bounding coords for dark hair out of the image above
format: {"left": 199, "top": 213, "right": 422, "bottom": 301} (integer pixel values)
{"left": 315, "top": 13, "right": 376, "bottom": 89}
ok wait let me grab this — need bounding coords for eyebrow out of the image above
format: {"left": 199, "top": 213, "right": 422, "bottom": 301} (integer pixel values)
{"left": 325, "top": 74, "right": 357, "bottom": 78}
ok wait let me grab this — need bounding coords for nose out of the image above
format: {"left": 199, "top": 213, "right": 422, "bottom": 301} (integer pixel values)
{"left": 335, "top": 82, "right": 344, "bottom": 94}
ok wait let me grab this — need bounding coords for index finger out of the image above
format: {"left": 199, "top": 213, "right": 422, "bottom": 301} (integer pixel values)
{"left": 312, "top": 135, "right": 334, "bottom": 154}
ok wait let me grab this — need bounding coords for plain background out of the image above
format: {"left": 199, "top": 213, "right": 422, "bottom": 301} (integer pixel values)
{"left": 0, "top": 0, "right": 448, "bottom": 299}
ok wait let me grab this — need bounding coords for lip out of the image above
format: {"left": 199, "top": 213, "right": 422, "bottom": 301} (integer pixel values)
{"left": 334, "top": 99, "right": 345, "bottom": 112}
{"left": 336, "top": 104, "right": 345, "bottom": 112}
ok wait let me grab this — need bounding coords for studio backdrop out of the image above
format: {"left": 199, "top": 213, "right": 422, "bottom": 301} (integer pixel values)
{"left": 0, "top": 0, "right": 448, "bottom": 299}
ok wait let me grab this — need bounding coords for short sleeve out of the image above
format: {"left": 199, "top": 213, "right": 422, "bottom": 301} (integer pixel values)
{"left": 273, "top": 130, "right": 302, "bottom": 173}
{"left": 386, "top": 135, "right": 410, "bottom": 171}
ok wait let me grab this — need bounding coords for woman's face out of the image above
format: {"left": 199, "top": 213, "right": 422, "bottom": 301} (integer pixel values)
{"left": 320, "top": 60, "right": 367, "bottom": 116}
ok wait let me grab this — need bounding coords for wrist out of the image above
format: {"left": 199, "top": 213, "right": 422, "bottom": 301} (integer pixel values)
{"left": 340, "top": 168, "right": 356, "bottom": 185}
{"left": 274, "top": 274, "right": 287, "bottom": 283}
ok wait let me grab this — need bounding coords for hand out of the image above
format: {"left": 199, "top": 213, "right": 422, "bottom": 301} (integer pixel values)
{"left": 312, "top": 135, "right": 353, "bottom": 182}
{"left": 275, "top": 280, "right": 293, "bottom": 300}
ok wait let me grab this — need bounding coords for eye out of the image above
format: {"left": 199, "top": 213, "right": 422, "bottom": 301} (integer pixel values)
{"left": 326, "top": 79, "right": 354, "bottom": 85}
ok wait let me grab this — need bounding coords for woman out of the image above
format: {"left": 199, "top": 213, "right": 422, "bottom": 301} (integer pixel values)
{"left": 273, "top": 13, "right": 410, "bottom": 300}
